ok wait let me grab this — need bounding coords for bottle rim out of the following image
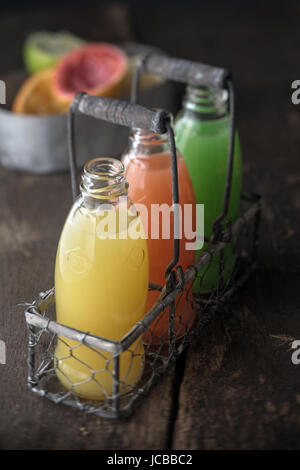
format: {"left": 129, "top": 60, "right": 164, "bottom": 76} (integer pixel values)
{"left": 80, "top": 157, "right": 128, "bottom": 200}
{"left": 183, "top": 86, "right": 228, "bottom": 118}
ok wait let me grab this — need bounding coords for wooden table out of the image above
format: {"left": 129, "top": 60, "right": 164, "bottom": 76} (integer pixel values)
{"left": 0, "top": 1, "right": 299, "bottom": 450}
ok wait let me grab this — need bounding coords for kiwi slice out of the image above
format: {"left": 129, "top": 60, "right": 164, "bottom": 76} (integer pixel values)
{"left": 23, "top": 31, "right": 86, "bottom": 74}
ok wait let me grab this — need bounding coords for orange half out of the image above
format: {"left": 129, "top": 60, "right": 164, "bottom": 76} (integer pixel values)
{"left": 12, "top": 68, "right": 68, "bottom": 115}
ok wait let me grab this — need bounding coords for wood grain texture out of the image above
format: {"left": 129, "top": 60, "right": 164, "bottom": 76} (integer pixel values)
{"left": 0, "top": 0, "right": 300, "bottom": 450}
{"left": 132, "top": 1, "right": 300, "bottom": 450}
{"left": 0, "top": 162, "right": 176, "bottom": 450}
{"left": 0, "top": 2, "right": 176, "bottom": 450}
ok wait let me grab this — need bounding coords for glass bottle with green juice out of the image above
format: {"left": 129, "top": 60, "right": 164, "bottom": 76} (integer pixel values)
{"left": 174, "top": 86, "right": 243, "bottom": 293}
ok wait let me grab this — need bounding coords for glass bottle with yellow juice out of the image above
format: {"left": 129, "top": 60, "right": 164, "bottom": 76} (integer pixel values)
{"left": 54, "top": 158, "right": 149, "bottom": 400}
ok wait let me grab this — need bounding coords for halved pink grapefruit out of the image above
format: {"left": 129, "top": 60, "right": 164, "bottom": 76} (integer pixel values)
{"left": 53, "top": 43, "right": 128, "bottom": 104}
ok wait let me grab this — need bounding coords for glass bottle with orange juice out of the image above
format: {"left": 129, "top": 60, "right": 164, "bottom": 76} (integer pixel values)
{"left": 54, "top": 157, "right": 149, "bottom": 400}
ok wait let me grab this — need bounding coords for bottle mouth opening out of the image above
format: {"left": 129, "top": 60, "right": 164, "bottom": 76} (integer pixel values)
{"left": 128, "top": 129, "right": 170, "bottom": 156}
{"left": 84, "top": 157, "right": 125, "bottom": 177}
{"left": 130, "top": 108, "right": 172, "bottom": 142}
{"left": 130, "top": 128, "right": 168, "bottom": 143}
{"left": 81, "top": 157, "right": 128, "bottom": 199}
{"left": 186, "top": 85, "right": 228, "bottom": 101}
{"left": 183, "top": 86, "right": 228, "bottom": 117}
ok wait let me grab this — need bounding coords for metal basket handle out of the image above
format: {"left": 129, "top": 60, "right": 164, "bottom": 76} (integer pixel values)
{"left": 131, "top": 54, "right": 230, "bottom": 103}
{"left": 67, "top": 92, "right": 180, "bottom": 277}
{"left": 131, "top": 53, "right": 236, "bottom": 239}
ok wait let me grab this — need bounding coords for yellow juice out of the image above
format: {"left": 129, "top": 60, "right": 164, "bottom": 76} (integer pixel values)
{"left": 54, "top": 202, "right": 149, "bottom": 400}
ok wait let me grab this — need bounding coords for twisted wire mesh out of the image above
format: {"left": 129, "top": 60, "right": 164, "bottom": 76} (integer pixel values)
{"left": 25, "top": 195, "right": 260, "bottom": 419}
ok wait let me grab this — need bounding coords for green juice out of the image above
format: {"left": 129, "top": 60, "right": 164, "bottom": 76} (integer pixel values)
{"left": 174, "top": 87, "right": 243, "bottom": 293}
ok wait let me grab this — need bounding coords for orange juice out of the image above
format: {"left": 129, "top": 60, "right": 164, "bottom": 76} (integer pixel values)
{"left": 54, "top": 158, "right": 149, "bottom": 400}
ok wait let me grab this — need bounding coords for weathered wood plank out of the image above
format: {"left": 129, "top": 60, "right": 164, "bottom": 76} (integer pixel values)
{"left": 0, "top": 2, "right": 176, "bottom": 450}
{"left": 159, "top": 3, "right": 300, "bottom": 449}
{"left": 1, "top": 0, "right": 300, "bottom": 451}
{"left": 0, "top": 157, "right": 176, "bottom": 450}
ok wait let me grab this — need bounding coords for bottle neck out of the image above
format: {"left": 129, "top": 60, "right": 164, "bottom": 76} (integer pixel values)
{"left": 182, "top": 86, "right": 228, "bottom": 119}
{"left": 80, "top": 157, "right": 128, "bottom": 206}
{"left": 128, "top": 128, "right": 169, "bottom": 156}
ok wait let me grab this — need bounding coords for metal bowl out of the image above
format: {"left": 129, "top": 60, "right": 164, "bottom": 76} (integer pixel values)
{"left": 0, "top": 43, "right": 177, "bottom": 174}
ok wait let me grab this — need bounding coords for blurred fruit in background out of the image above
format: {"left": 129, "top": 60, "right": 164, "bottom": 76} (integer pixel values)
{"left": 23, "top": 31, "right": 86, "bottom": 74}
{"left": 53, "top": 43, "right": 128, "bottom": 105}
{"left": 12, "top": 34, "right": 165, "bottom": 116}
{"left": 13, "top": 40, "right": 129, "bottom": 114}
{"left": 1, "top": 31, "right": 171, "bottom": 172}
{"left": 12, "top": 67, "right": 68, "bottom": 114}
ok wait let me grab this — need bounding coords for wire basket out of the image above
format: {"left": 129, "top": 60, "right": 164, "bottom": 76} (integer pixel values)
{"left": 24, "top": 54, "right": 261, "bottom": 419}
{"left": 24, "top": 193, "right": 260, "bottom": 419}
